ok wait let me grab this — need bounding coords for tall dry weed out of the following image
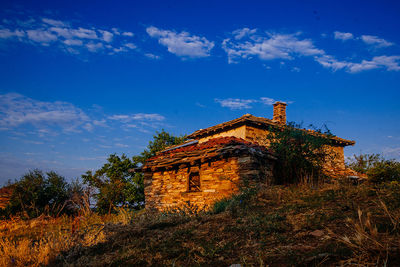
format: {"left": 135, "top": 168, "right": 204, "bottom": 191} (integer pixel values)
{"left": 0, "top": 192, "right": 115, "bottom": 267}
{"left": 331, "top": 201, "right": 400, "bottom": 266}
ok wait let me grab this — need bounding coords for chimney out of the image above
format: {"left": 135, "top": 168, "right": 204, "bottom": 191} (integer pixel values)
{"left": 272, "top": 101, "right": 287, "bottom": 125}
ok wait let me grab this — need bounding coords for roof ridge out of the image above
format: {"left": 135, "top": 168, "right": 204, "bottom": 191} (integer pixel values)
{"left": 187, "top": 114, "right": 355, "bottom": 146}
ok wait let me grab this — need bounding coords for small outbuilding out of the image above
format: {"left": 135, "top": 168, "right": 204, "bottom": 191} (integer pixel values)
{"left": 141, "top": 137, "right": 276, "bottom": 210}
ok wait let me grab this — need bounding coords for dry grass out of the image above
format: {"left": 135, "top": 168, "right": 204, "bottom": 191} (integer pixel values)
{"left": 0, "top": 205, "right": 139, "bottom": 267}
{"left": 1, "top": 180, "right": 400, "bottom": 266}
{"left": 330, "top": 200, "right": 400, "bottom": 266}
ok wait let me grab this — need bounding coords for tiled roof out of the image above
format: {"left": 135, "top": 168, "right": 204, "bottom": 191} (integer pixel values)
{"left": 141, "top": 137, "right": 275, "bottom": 172}
{"left": 187, "top": 114, "right": 355, "bottom": 146}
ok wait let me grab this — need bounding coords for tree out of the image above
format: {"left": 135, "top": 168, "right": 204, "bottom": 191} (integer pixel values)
{"left": 346, "top": 154, "right": 383, "bottom": 174}
{"left": 82, "top": 154, "right": 141, "bottom": 214}
{"left": 133, "top": 129, "right": 186, "bottom": 165}
{"left": 82, "top": 130, "right": 186, "bottom": 213}
{"left": 367, "top": 159, "right": 400, "bottom": 183}
{"left": 267, "top": 122, "right": 333, "bottom": 184}
{"left": 4, "top": 169, "right": 73, "bottom": 218}
{"left": 347, "top": 154, "right": 400, "bottom": 183}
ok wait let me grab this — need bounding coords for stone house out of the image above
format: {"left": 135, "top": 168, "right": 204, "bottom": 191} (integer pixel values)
{"left": 141, "top": 102, "right": 356, "bottom": 210}
{"left": 142, "top": 137, "right": 276, "bottom": 210}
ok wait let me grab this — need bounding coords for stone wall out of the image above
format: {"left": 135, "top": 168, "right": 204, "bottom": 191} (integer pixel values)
{"left": 323, "top": 145, "right": 345, "bottom": 170}
{"left": 144, "top": 154, "right": 274, "bottom": 210}
{"left": 198, "top": 125, "right": 346, "bottom": 171}
{"left": 245, "top": 126, "right": 346, "bottom": 170}
{"left": 198, "top": 125, "right": 246, "bottom": 144}
{"left": 245, "top": 125, "right": 272, "bottom": 147}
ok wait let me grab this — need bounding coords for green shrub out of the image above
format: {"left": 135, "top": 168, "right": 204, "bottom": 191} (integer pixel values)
{"left": 346, "top": 153, "right": 400, "bottom": 184}
{"left": 212, "top": 187, "right": 258, "bottom": 214}
{"left": 212, "top": 198, "right": 231, "bottom": 214}
{"left": 2, "top": 169, "right": 79, "bottom": 218}
{"left": 267, "top": 122, "right": 333, "bottom": 184}
{"left": 346, "top": 154, "right": 383, "bottom": 174}
{"left": 367, "top": 159, "right": 400, "bottom": 183}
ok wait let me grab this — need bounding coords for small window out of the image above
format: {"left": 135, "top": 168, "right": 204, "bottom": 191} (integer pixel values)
{"left": 188, "top": 171, "right": 201, "bottom": 192}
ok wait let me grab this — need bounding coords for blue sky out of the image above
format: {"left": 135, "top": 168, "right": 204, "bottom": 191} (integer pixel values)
{"left": 0, "top": 0, "right": 399, "bottom": 184}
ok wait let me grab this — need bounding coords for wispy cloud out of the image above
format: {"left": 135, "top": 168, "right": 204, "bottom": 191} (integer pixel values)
{"left": 0, "top": 93, "right": 90, "bottom": 133}
{"left": 146, "top": 26, "right": 214, "bottom": 58}
{"left": 259, "top": 97, "right": 275, "bottom": 105}
{"left": 222, "top": 29, "right": 324, "bottom": 64}
{"left": 115, "top": 143, "right": 129, "bottom": 148}
{"left": 361, "top": 35, "right": 393, "bottom": 48}
{"left": 222, "top": 28, "right": 400, "bottom": 73}
{"left": 333, "top": 31, "right": 394, "bottom": 48}
{"left": 144, "top": 53, "right": 160, "bottom": 59}
{"left": 0, "top": 15, "right": 137, "bottom": 56}
{"left": 215, "top": 97, "right": 286, "bottom": 110}
{"left": 0, "top": 93, "right": 168, "bottom": 137}
{"left": 382, "top": 147, "right": 400, "bottom": 160}
{"left": 316, "top": 55, "right": 400, "bottom": 73}
{"left": 108, "top": 113, "right": 165, "bottom": 123}
{"left": 334, "top": 31, "right": 354, "bottom": 41}
{"left": 122, "top": 31, "right": 134, "bottom": 37}
{"left": 215, "top": 98, "right": 256, "bottom": 109}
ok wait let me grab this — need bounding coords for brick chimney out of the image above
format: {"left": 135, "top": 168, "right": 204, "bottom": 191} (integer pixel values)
{"left": 272, "top": 101, "right": 287, "bottom": 125}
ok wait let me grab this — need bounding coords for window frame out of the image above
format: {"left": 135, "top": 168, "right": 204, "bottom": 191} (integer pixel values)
{"left": 188, "top": 171, "right": 201, "bottom": 192}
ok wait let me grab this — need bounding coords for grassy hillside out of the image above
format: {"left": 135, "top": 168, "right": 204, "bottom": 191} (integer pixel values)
{"left": 1, "top": 180, "right": 400, "bottom": 266}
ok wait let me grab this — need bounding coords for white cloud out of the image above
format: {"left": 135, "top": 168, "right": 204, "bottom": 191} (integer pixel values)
{"left": 70, "top": 27, "right": 98, "bottom": 39}
{"left": 25, "top": 140, "right": 44, "bottom": 145}
{"left": 124, "top": 43, "right": 136, "bottom": 49}
{"left": 115, "top": 143, "right": 129, "bottom": 148}
{"left": 131, "top": 113, "right": 165, "bottom": 121}
{"left": 63, "top": 39, "right": 83, "bottom": 46}
{"left": 86, "top": 42, "right": 104, "bottom": 52}
{"left": 260, "top": 97, "right": 275, "bottom": 105}
{"left": 111, "top": 46, "right": 127, "bottom": 53}
{"left": 125, "top": 124, "right": 137, "bottom": 128}
{"left": 92, "top": 119, "right": 107, "bottom": 127}
{"left": 122, "top": 31, "right": 134, "bottom": 37}
{"left": 222, "top": 29, "right": 324, "bottom": 63}
{"left": 334, "top": 31, "right": 354, "bottom": 41}
{"left": 26, "top": 29, "right": 57, "bottom": 44}
{"left": 82, "top": 123, "right": 94, "bottom": 132}
{"left": 0, "top": 28, "right": 25, "bottom": 39}
{"left": 332, "top": 31, "right": 393, "bottom": 48}
{"left": 146, "top": 26, "right": 214, "bottom": 58}
{"left": 316, "top": 55, "right": 400, "bottom": 73}
{"left": 41, "top": 18, "right": 66, "bottom": 27}
{"left": 0, "top": 93, "right": 90, "bottom": 132}
{"left": 144, "top": 53, "right": 160, "bottom": 59}
{"left": 99, "top": 30, "right": 113, "bottom": 42}
{"left": 0, "top": 16, "right": 137, "bottom": 56}
{"left": 215, "top": 97, "right": 290, "bottom": 110}
{"left": 224, "top": 28, "right": 400, "bottom": 73}
{"left": 314, "top": 55, "right": 350, "bottom": 71}
{"left": 361, "top": 35, "right": 393, "bottom": 48}
{"left": 215, "top": 98, "right": 256, "bottom": 109}
{"left": 0, "top": 93, "right": 168, "bottom": 138}
{"left": 108, "top": 113, "right": 165, "bottom": 122}
{"left": 382, "top": 147, "right": 400, "bottom": 159}
{"left": 48, "top": 26, "right": 99, "bottom": 40}
{"left": 232, "top": 28, "right": 257, "bottom": 40}
{"left": 107, "top": 115, "right": 130, "bottom": 122}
